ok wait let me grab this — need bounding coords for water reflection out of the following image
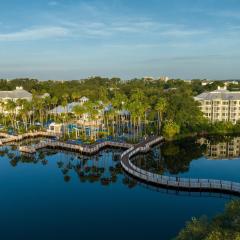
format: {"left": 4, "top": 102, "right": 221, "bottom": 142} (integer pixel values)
{"left": 132, "top": 135, "right": 240, "bottom": 177}
{"left": 1, "top": 135, "right": 240, "bottom": 188}
{"left": 132, "top": 138, "right": 204, "bottom": 175}
{"left": 197, "top": 136, "right": 240, "bottom": 159}
{"left": 0, "top": 145, "right": 137, "bottom": 188}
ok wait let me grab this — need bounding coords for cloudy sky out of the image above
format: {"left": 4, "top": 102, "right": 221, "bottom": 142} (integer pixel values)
{"left": 0, "top": 0, "right": 240, "bottom": 80}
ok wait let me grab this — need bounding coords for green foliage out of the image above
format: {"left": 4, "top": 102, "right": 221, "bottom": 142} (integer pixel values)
{"left": 175, "top": 200, "right": 240, "bottom": 240}
{"left": 162, "top": 121, "right": 180, "bottom": 139}
{"left": 0, "top": 77, "right": 238, "bottom": 138}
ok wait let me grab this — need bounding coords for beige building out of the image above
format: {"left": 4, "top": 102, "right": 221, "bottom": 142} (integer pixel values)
{"left": 0, "top": 86, "right": 32, "bottom": 102}
{"left": 194, "top": 86, "right": 240, "bottom": 123}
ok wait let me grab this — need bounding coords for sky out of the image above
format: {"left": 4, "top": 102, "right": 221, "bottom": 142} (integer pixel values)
{"left": 0, "top": 0, "right": 240, "bottom": 80}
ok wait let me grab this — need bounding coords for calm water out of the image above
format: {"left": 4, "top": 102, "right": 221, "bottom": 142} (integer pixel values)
{"left": 0, "top": 136, "right": 239, "bottom": 240}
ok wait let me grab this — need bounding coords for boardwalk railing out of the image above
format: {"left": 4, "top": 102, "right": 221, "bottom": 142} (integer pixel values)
{"left": 3, "top": 131, "right": 240, "bottom": 195}
{"left": 120, "top": 136, "right": 240, "bottom": 196}
{"left": 19, "top": 139, "right": 133, "bottom": 154}
{"left": 0, "top": 131, "right": 58, "bottom": 145}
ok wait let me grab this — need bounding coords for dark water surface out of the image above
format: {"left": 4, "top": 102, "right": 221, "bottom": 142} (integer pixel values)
{"left": 0, "top": 136, "right": 239, "bottom": 240}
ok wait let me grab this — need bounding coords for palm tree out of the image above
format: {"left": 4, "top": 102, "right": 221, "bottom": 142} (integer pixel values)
{"left": 155, "top": 97, "right": 168, "bottom": 134}
{"left": 71, "top": 92, "right": 80, "bottom": 102}
{"left": 51, "top": 96, "right": 58, "bottom": 120}
{"left": 73, "top": 104, "right": 86, "bottom": 138}
{"left": 16, "top": 99, "right": 29, "bottom": 131}
{"left": 5, "top": 100, "right": 17, "bottom": 129}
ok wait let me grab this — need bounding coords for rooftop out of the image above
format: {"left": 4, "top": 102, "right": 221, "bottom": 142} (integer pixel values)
{"left": 0, "top": 87, "right": 32, "bottom": 100}
{"left": 195, "top": 87, "right": 240, "bottom": 101}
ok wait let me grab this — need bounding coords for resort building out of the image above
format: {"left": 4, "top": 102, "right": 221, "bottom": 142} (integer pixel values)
{"left": 198, "top": 137, "right": 240, "bottom": 159}
{"left": 79, "top": 96, "right": 89, "bottom": 104}
{"left": 194, "top": 86, "right": 240, "bottom": 123}
{"left": 0, "top": 86, "right": 32, "bottom": 102}
{"left": 49, "top": 97, "right": 89, "bottom": 115}
{"left": 47, "top": 122, "right": 63, "bottom": 134}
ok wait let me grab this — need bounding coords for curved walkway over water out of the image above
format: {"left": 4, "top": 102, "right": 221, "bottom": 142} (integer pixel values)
{"left": 19, "top": 139, "right": 132, "bottom": 154}
{"left": 2, "top": 131, "right": 240, "bottom": 196}
{"left": 120, "top": 136, "right": 240, "bottom": 196}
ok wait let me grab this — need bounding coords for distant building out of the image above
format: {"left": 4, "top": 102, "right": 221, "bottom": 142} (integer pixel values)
{"left": 224, "top": 81, "right": 239, "bottom": 87}
{"left": 79, "top": 96, "right": 89, "bottom": 105}
{"left": 194, "top": 86, "right": 240, "bottom": 123}
{"left": 50, "top": 97, "right": 89, "bottom": 115}
{"left": 143, "top": 76, "right": 155, "bottom": 82}
{"left": 159, "top": 76, "right": 169, "bottom": 82}
{"left": 201, "top": 80, "right": 213, "bottom": 86}
{"left": 50, "top": 102, "right": 83, "bottom": 115}
{"left": 183, "top": 80, "right": 192, "bottom": 84}
{"left": 0, "top": 86, "right": 32, "bottom": 102}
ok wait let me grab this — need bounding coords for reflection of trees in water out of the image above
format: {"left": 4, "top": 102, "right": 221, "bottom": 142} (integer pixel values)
{"left": 0, "top": 145, "right": 145, "bottom": 189}
{"left": 49, "top": 148, "right": 130, "bottom": 186}
{"left": 132, "top": 138, "right": 204, "bottom": 175}
{"left": 0, "top": 146, "right": 49, "bottom": 167}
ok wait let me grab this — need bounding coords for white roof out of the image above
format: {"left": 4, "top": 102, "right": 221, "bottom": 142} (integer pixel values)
{"left": 80, "top": 96, "right": 89, "bottom": 101}
{"left": 0, "top": 88, "right": 32, "bottom": 99}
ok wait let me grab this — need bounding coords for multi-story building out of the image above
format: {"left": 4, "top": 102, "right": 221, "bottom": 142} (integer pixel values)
{"left": 194, "top": 86, "right": 240, "bottom": 123}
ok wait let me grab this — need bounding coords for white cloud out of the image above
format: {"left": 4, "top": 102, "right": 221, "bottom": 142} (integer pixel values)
{"left": 58, "top": 19, "right": 202, "bottom": 38}
{"left": 0, "top": 18, "right": 208, "bottom": 42}
{"left": 0, "top": 26, "right": 70, "bottom": 41}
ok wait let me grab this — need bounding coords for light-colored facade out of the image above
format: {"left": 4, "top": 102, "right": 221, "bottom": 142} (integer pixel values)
{"left": 0, "top": 86, "right": 32, "bottom": 102}
{"left": 194, "top": 86, "right": 240, "bottom": 123}
{"left": 0, "top": 86, "right": 32, "bottom": 114}
{"left": 159, "top": 76, "right": 169, "bottom": 82}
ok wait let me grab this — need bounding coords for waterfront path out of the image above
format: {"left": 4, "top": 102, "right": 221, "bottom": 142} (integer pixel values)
{"left": 19, "top": 139, "right": 132, "bottom": 154}
{"left": 0, "top": 131, "right": 58, "bottom": 145}
{"left": 120, "top": 136, "right": 240, "bottom": 196}
{"left": 2, "top": 132, "right": 240, "bottom": 196}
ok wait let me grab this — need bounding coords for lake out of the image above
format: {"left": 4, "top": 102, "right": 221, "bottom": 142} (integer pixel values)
{"left": 0, "top": 135, "right": 239, "bottom": 239}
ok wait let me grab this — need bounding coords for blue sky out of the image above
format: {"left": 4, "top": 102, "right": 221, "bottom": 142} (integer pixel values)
{"left": 0, "top": 0, "right": 240, "bottom": 80}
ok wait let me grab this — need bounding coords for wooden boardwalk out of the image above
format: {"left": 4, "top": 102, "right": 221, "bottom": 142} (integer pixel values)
{"left": 19, "top": 139, "right": 133, "bottom": 154}
{"left": 2, "top": 131, "right": 240, "bottom": 196}
{"left": 0, "top": 131, "right": 58, "bottom": 145}
{"left": 120, "top": 136, "right": 240, "bottom": 196}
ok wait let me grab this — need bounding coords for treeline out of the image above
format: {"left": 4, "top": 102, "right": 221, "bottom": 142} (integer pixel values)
{"left": 1, "top": 77, "right": 240, "bottom": 138}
